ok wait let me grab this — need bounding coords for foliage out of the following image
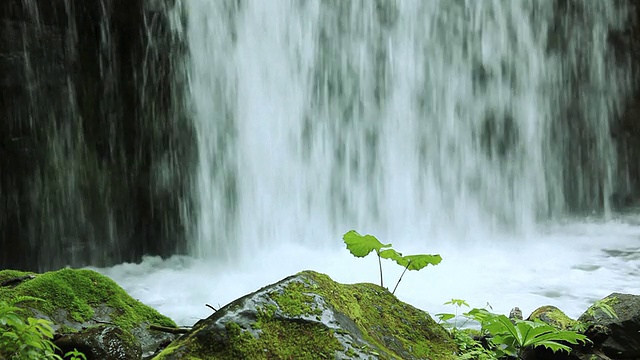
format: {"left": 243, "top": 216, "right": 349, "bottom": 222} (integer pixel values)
{"left": 585, "top": 299, "right": 618, "bottom": 320}
{"left": 64, "top": 348, "right": 87, "bottom": 360}
{"left": 573, "top": 298, "right": 618, "bottom": 332}
{"left": 0, "top": 298, "right": 87, "bottom": 360}
{"left": 0, "top": 298, "right": 61, "bottom": 360}
{"left": 436, "top": 298, "right": 471, "bottom": 329}
{"left": 451, "top": 329, "right": 499, "bottom": 360}
{"left": 342, "top": 230, "right": 441, "bottom": 294}
{"left": 467, "top": 308, "right": 589, "bottom": 358}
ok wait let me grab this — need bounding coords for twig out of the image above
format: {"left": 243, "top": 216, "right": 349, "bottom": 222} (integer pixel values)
{"left": 94, "top": 320, "right": 116, "bottom": 325}
{"left": 205, "top": 303, "right": 217, "bottom": 312}
{"left": 1, "top": 275, "right": 35, "bottom": 287}
{"left": 149, "top": 324, "right": 190, "bottom": 334}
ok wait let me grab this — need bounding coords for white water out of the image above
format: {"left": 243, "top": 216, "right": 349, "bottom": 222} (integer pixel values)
{"left": 104, "top": 1, "right": 638, "bottom": 326}
{"left": 101, "top": 217, "right": 640, "bottom": 326}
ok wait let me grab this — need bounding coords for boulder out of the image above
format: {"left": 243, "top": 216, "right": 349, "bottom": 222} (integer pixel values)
{"left": 0, "top": 268, "right": 178, "bottom": 358}
{"left": 578, "top": 293, "right": 640, "bottom": 359}
{"left": 54, "top": 324, "right": 142, "bottom": 360}
{"left": 153, "top": 270, "right": 457, "bottom": 360}
{"left": 527, "top": 305, "right": 577, "bottom": 330}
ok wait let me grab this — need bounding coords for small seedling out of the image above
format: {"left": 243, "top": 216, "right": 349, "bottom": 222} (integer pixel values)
{"left": 436, "top": 298, "right": 471, "bottom": 328}
{"left": 65, "top": 348, "right": 87, "bottom": 360}
{"left": 342, "top": 230, "right": 442, "bottom": 294}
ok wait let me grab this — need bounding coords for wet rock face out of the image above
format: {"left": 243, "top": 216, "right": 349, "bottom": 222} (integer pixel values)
{"left": 578, "top": 293, "right": 640, "bottom": 359}
{"left": 154, "top": 271, "right": 457, "bottom": 360}
{"left": 0, "top": 0, "right": 193, "bottom": 271}
{"left": 55, "top": 325, "right": 142, "bottom": 360}
{"left": 612, "top": 0, "right": 640, "bottom": 207}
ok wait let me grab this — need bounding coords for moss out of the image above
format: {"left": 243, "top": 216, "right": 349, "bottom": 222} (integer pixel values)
{"left": 301, "top": 271, "right": 456, "bottom": 359}
{"left": 268, "top": 280, "right": 321, "bottom": 317}
{"left": 0, "top": 268, "right": 176, "bottom": 331}
{"left": 58, "top": 325, "right": 80, "bottom": 334}
{"left": 528, "top": 306, "right": 577, "bottom": 330}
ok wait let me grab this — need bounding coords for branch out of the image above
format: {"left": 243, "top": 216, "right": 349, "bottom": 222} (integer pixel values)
{"left": 149, "top": 324, "right": 190, "bottom": 334}
{"left": 205, "top": 304, "right": 217, "bottom": 312}
{"left": 1, "top": 275, "right": 35, "bottom": 287}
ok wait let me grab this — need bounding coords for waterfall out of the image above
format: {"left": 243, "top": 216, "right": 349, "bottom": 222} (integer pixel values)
{"left": 179, "top": 0, "right": 631, "bottom": 260}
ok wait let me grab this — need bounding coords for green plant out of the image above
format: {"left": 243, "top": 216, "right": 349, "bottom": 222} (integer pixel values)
{"left": 451, "top": 328, "right": 499, "bottom": 360}
{"left": 436, "top": 298, "right": 471, "bottom": 328}
{"left": 586, "top": 299, "right": 618, "bottom": 320}
{"left": 467, "top": 308, "right": 589, "bottom": 359}
{"left": 342, "top": 230, "right": 442, "bottom": 294}
{"left": 64, "top": 348, "right": 87, "bottom": 360}
{"left": 573, "top": 298, "right": 619, "bottom": 332}
{"left": 0, "top": 298, "right": 62, "bottom": 360}
{"left": 0, "top": 298, "right": 87, "bottom": 360}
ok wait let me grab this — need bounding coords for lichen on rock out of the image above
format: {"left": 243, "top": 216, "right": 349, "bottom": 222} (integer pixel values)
{"left": 153, "top": 270, "right": 457, "bottom": 360}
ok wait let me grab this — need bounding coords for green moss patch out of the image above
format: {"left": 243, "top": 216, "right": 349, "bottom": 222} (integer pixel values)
{"left": 0, "top": 268, "right": 175, "bottom": 330}
{"left": 268, "top": 280, "right": 321, "bottom": 317}
{"left": 301, "top": 271, "right": 456, "bottom": 359}
{"left": 528, "top": 305, "right": 577, "bottom": 330}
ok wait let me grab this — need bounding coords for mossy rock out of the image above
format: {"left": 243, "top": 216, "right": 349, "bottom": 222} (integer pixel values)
{"left": 578, "top": 293, "right": 640, "bottom": 359}
{"left": 527, "top": 305, "right": 577, "bottom": 330}
{"left": 154, "top": 270, "right": 457, "bottom": 360}
{"left": 0, "top": 268, "right": 177, "bottom": 356}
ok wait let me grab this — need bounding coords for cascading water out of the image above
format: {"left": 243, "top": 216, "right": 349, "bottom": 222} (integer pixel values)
{"left": 181, "top": 0, "right": 630, "bottom": 258}
{"left": 97, "top": 0, "right": 640, "bottom": 327}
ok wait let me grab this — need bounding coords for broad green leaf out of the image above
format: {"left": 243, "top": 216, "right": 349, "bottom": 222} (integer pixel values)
{"left": 465, "top": 308, "right": 493, "bottom": 323}
{"left": 531, "top": 329, "right": 588, "bottom": 345}
{"left": 395, "top": 254, "right": 442, "bottom": 270}
{"left": 444, "top": 299, "right": 470, "bottom": 308}
{"left": 535, "top": 340, "right": 572, "bottom": 353}
{"left": 435, "top": 313, "right": 455, "bottom": 322}
{"left": 484, "top": 314, "right": 521, "bottom": 343}
{"left": 343, "top": 230, "right": 392, "bottom": 258}
{"left": 379, "top": 249, "right": 403, "bottom": 262}
{"left": 491, "top": 334, "right": 518, "bottom": 356}
{"left": 518, "top": 322, "right": 554, "bottom": 347}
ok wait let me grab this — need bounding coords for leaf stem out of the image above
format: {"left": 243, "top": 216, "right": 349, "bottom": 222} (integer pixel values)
{"left": 392, "top": 261, "right": 411, "bottom": 295}
{"left": 377, "top": 252, "right": 384, "bottom": 288}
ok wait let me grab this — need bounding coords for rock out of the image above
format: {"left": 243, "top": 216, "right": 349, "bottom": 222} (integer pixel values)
{"left": 153, "top": 270, "right": 457, "bottom": 360}
{"left": 578, "top": 293, "right": 640, "bottom": 359}
{"left": 54, "top": 324, "right": 142, "bottom": 360}
{"left": 0, "top": 268, "right": 178, "bottom": 357}
{"left": 510, "top": 306, "right": 523, "bottom": 321}
{"left": 527, "top": 305, "right": 577, "bottom": 330}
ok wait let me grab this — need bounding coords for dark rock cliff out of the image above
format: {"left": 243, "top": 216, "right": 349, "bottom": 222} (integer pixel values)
{"left": 611, "top": 0, "right": 640, "bottom": 209}
{"left": 0, "top": 0, "right": 193, "bottom": 271}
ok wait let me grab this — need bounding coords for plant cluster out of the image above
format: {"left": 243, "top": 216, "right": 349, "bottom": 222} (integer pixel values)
{"left": 436, "top": 299, "right": 591, "bottom": 359}
{"left": 0, "top": 297, "right": 86, "bottom": 360}
{"left": 343, "top": 230, "right": 596, "bottom": 360}
{"left": 342, "top": 230, "right": 442, "bottom": 294}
